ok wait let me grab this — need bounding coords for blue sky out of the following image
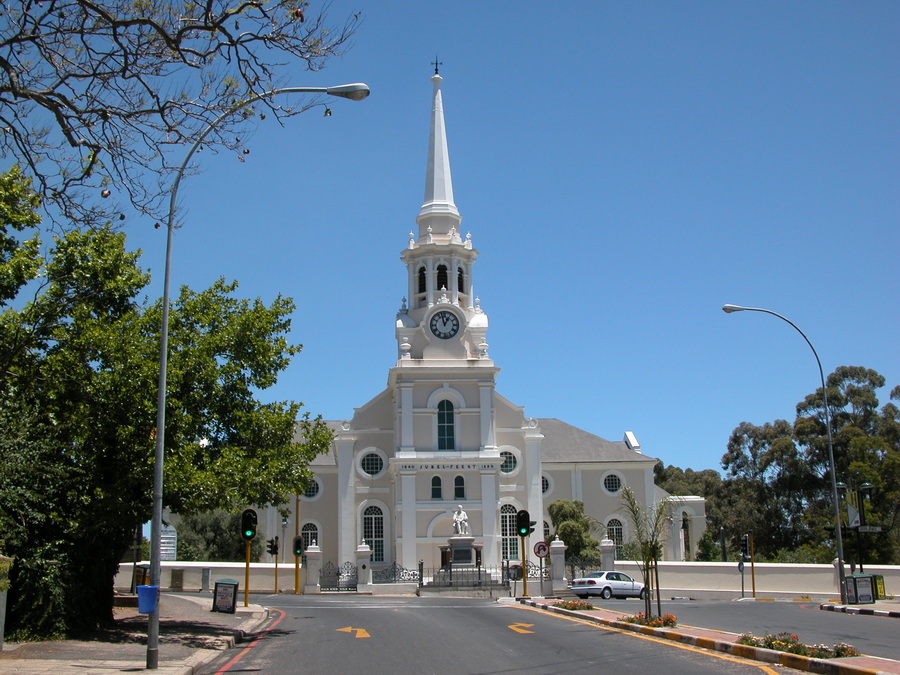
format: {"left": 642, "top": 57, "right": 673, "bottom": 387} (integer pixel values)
{"left": 124, "top": 1, "right": 898, "bottom": 474}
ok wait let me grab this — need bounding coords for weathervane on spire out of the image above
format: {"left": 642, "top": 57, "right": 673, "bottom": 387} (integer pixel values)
{"left": 432, "top": 55, "right": 442, "bottom": 75}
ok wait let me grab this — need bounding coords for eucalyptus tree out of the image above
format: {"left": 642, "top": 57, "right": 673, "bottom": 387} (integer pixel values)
{"left": 721, "top": 366, "right": 898, "bottom": 563}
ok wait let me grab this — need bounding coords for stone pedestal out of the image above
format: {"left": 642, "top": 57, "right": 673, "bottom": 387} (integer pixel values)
{"left": 600, "top": 537, "right": 616, "bottom": 570}
{"left": 448, "top": 536, "right": 476, "bottom": 567}
{"left": 356, "top": 541, "right": 373, "bottom": 592}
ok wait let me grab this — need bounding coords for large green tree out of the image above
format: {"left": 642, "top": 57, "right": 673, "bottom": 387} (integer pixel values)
{"left": 0, "top": 170, "right": 330, "bottom": 638}
{"left": 546, "top": 499, "right": 601, "bottom": 562}
{"left": 721, "top": 366, "right": 899, "bottom": 563}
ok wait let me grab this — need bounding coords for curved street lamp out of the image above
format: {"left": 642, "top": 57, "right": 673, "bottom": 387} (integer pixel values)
{"left": 147, "top": 82, "right": 370, "bottom": 669}
{"left": 722, "top": 303, "right": 847, "bottom": 604}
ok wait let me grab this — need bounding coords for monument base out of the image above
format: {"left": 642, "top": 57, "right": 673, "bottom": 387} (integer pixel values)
{"left": 448, "top": 536, "right": 475, "bottom": 566}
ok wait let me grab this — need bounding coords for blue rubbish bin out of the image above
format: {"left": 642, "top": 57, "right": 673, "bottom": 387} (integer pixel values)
{"left": 136, "top": 585, "right": 159, "bottom": 614}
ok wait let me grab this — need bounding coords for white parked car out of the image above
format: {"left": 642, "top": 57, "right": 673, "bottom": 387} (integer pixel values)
{"left": 571, "top": 571, "right": 647, "bottom": 599}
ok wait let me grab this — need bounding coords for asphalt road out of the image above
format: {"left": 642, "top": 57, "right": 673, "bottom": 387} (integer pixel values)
{"left": 199, "top": 595, "right": 806, "bottom": 675}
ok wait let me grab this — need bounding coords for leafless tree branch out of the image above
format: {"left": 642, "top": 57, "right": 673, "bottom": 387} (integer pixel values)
{"left": 0, "top": 0, "right": 360, "bottom": 227}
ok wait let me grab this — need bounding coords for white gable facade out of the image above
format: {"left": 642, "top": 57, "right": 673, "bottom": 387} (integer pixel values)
{"left": 263, "top": 73, "right": 705, "bottom": 572}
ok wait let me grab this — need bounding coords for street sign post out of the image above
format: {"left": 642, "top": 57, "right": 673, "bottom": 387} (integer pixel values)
{"left": 533, "top": 541, "right": 549, "bottom": 557}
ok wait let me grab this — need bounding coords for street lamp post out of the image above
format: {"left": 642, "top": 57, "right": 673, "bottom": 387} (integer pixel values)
{"left": 146, "top": 82, "right": 370, "bottom": 669}
{"left": 722, "top": 303, "right": 848, "bottom": 604}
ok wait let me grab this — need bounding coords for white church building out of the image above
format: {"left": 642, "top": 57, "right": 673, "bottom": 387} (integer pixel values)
{"left": 263, "top": 72, "right": 705, "bottom": 573}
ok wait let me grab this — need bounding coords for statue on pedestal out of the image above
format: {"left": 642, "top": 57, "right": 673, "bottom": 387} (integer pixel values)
{"left": 453, "top": 505, "right": 469, "bottom": 535}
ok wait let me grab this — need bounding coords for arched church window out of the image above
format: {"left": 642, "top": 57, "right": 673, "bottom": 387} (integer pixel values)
{"left": 457, "top": 267, "right": 465, "bottom": 295}
{"left": 431, "top": 476, "right": 442, "bottom": 500}
{"left": 301, "top": 522, "right": 318, "bottom": 564}
{"left": 436, "top": 264, "right": 449, "bottom": 291}
{"left": 500, "top": 504, "right": 519, "bottom": 560}
{"left": 682, "top": 513, "right": 691, "bottom": 561}
{"left": 417, "top": 266, "right": 426, "bottom": 294}
{"left": 543, "top": 521, "right": 551, "bottom": 540}
{"left": 454, "top": 475, "right": 465, "bottom": 500}
{"left": 363, "top": 505, "right": 384, "bottom": 562}
{"left": 607, "top": 518, "right": 624, "bottom": 559}
{"left": 437, "top": 400, "right": 455, "bottom": 451}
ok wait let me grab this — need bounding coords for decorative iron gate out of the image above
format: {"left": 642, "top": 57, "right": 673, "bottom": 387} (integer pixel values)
{"left": 372, "top": 562, "right": 420, "bottom": 584}
{"left": 320, "top": 561, "right": 358, "bottom": 592}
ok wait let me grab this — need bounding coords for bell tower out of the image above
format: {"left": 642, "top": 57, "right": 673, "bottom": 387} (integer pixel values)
{"left": 395, "top": 73, "right": 490, "bottom": 363}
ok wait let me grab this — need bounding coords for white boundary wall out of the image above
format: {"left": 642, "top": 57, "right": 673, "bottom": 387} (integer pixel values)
{"left": 612, "top": 560, "right": 899, "bottom": 600}
{"left": 116, "top": 560, "right": 899, "bottom": 601}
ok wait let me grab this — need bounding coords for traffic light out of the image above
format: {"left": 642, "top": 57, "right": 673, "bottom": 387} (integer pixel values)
{"left": 740, "top": 533, "right": 750, "bottom": 560}
{"left": 516, "top": 509, "right": 535, "bottom": 537}
{"left": 241, "top": 508, "right": 258, "bottom": 541}
{"left": 292, "top": 535, "right": 304, "bottom": 557}
{"left": 266, "top": 536, "right": 279, "bottom": 556}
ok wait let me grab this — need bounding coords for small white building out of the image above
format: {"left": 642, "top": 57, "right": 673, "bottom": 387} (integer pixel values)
{"left": 263, "top": 72, "right": 705, "bottom": 572}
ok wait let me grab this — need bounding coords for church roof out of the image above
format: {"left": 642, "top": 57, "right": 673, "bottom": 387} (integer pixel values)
{"left": 536, "top": 418, "right": 659, "bottom": 464}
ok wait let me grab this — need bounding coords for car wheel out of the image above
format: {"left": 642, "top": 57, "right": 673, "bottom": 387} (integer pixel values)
{"left": 639, "top": 588, "right": 647, "bottom": 600}
{"left": 601, "top": 587, "right": 612, "bottom": 600}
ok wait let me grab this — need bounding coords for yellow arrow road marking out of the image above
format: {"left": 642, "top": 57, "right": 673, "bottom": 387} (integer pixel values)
{"left": 337, "top": 626, "right": 371, "bottom": 638}
{"left": 508, "top": 622, "right": 535, "bottom": 633}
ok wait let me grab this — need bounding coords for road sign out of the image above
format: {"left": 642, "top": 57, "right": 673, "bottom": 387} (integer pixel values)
{"left": 533, "top": 541, "right": 549, "bottom": 558}
{"left": 859, "top": 526, "right": 882, "bottom": 533}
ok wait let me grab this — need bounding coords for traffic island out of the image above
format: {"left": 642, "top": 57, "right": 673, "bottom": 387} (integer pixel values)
{"left": 519, "top": 597, "right": 900, "bottom": 675}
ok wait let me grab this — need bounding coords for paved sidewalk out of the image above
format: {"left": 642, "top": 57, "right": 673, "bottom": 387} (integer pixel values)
{"left": 520, "top": 597, "right": 900, "bottom": 675}
{"left": 0, "top": 592, "right": 269, "bottom": 674}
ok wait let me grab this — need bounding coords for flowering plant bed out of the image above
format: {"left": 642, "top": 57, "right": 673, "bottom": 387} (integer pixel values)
{"left": 553, "top": 599, "right": 595, "bottom": 611}
{"left": 620, "top": 612, "right": 677, "bottom": 627}
{"left": 736, "top": 632, "right": 860, "bottom": 658}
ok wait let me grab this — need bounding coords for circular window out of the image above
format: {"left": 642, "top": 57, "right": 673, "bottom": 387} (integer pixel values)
{"left": 302, "top": 478, "right": 320, "bottom": 499}
{"left": 603, "top": 474, "right": 622, "bottom": 494}
{"left": 361, "top": 452, "right": 384, "bottom": 476}
{"left": 541, "top": 473, "right": 554, "bottom": 495}
{"left": 500, "top": 450, "right": 517, "bottom": 474}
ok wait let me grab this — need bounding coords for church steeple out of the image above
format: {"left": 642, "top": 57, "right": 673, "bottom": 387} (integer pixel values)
{"left": 416, "top": 73, "right": 461, "bottom": 240}
{"left": 396, "top": 72, "right": 489, "bottom": 365}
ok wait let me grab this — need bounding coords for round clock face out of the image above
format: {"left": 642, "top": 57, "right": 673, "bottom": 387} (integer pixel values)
{"left": 429, "top": 310, "right": 460, "bottom": 339}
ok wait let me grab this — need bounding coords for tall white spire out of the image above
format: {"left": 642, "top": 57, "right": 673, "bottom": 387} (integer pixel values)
{"left": 416, "top": 73, "right": 461, "bottom": 239}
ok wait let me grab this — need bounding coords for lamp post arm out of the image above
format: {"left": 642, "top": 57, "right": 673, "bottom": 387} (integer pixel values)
{"left": 722, "top": 303, "right": 847, "bottom": 603}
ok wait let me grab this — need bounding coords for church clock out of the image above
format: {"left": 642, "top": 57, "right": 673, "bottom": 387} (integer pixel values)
{"left": 429, "top": 310, "right": 460, "bottom": 339}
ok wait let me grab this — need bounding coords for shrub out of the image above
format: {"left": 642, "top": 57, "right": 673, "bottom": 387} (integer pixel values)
{"left": 553, "top": 599, "right": 595, "bottom": 611}
{"left": 736, "top": 632, "right": 860, "bottom": 659}
{"left": 620, "top": 612, "right": 677, "bottom": 627}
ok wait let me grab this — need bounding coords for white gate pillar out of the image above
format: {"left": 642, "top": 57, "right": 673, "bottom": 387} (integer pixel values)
{"left": 549, "top": 536, "right": 568, "bottom": 596}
